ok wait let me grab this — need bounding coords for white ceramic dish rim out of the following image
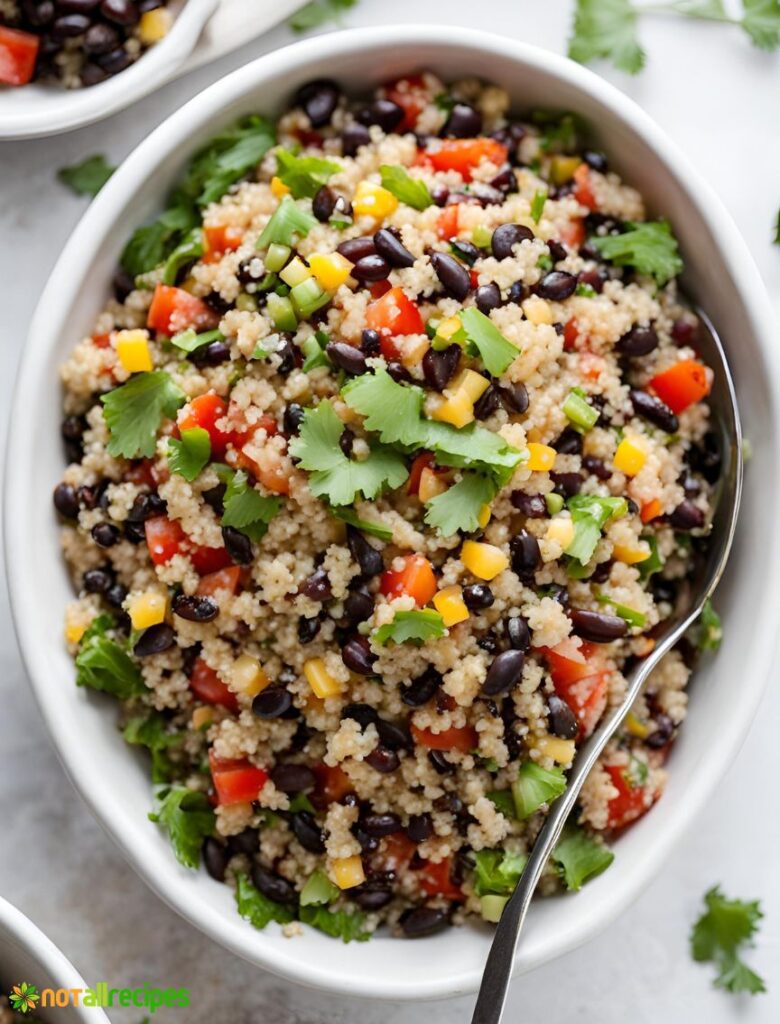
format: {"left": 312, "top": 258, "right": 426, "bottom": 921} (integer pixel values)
{"left": 0, "top": 897, "right": 110, "bottom": 1022}
{"left": 5, "top": 25, "right": 780, "bottom": 1001}
{"left": 0, "top": 0, "right": 218, "bottom": 141}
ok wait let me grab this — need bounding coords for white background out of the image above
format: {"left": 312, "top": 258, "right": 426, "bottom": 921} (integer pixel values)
{"left": 1, "top": 1, "right": 778, "bottom": 1021}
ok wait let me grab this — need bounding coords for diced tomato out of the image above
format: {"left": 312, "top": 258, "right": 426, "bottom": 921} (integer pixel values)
{"left": 188, "top": 544, "right": 233, "bottom": 576}
{"left": 649, "top": 359, "right": 711, "bottom": 414}
{"left": 196, "top": 565, "right": 242, "bottom": 597}
{"left": 147, "top": 283, "right": 219, "bottom": 336}
{"left": 377, "top": 833, "right": 416, "bottom": 872}
{"left": 560, "top": 218, "right": 586, "bottom": 250}
{"left": 380, "top": 554, "right": 437, "bottom": 606}
{"left": 0, "top": 25, "right": 39, "bottom": 86}
{"left": 368, "top": 279, "right": 392, "bottom": 300}
{"left": 203, "top": 224, "right": 243, "bottom": 263}
{"left": 545, "top": 641, "right": 609, "bottom": 739}
{"left": 411, "top": 722, "right": 477, "bottom": 753}
{"left": 144, "top": 516, "right": 186, "bottom": 566}
{"left": 384, "top": 74, "right": 427, "bottom": 132}
{"left": 427, "top": 138, "right": 508, "bottom": 181}
{"left": 640, "top": 498, "right": 663, "bottom": 524}
{"left": 125, "top": 459, "right": 157, "bottom": 488}
{"left": 312, "top": 763, "right": 353, "bottom": 808}
{"left": 178, "top": 392, "right": 232, "bottom": 458}
{"left": 190, "top": 658, "right": 238, "bottom": 712}
{"left": 209, "top": 750, "right": 268, "bottom": 806}
{"left": 436, "top": 204, "right": 460, "bottom": 240}
{"left": 469, "top": 269, "right": 480, "bottom": 289}
{"left": 418, "top": 856, "right": 463, "bottom": 900}
{"left": 407, "top": 452, "right": 436, "bottom": 496}
{"left": 563, "top": 318, "right": 579, "bottom": 352}
{"left": 92, "top": 332, "right": 112, "bottom": 349}
{"left": 604, "top": 763, "right": 656, "bottom": 830}
{"left": 365, "top": 286, "right": 424, "bottom": 338}
{"left": 573, "top": 162, "right": 597, "bottom": 211}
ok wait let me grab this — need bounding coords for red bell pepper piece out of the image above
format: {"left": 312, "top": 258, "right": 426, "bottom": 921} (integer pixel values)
{"left": 649, "top": 359, "right": 710, "bottom": 414}
{"left": 190, "top": 658, "right": 239, "bottom": 713}
{"left": 209, "top": 750, "right": 268, "bottom": 806}
{"left": 427, "top": 138, "right": 508, "bottom": 181}
{"left": 0, "top": 25, "right": 39, "bottom": 86}
{"left": 147, "top": 284, "right": 219, "bottom": 336}
{"left": 380, "top": 554, "right": 437, "bottom": 606}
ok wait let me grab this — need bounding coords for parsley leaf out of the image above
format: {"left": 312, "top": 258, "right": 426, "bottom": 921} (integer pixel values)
{"left": 171, "top": 328, "right": 224, "bottom": 354}
{"left": 123, "top": 712, "right": 183, "bottom": 784}
{"left": 168, "top": 427, "right": 211, "bottom": 482}
{"left": 101, "top": 371, "right": 185, "bottom": 460}
{"left": 690, "top": 886, "right": 766, "bottom": 995}
{"left": 511, "top": 761, "right": 567, "bottom": 819}
{"left": 373, "top": 609, "right": 446, "bottom": 645}
{"left": 742, "top": 0, "right": 780, "bottom": 49}
{"left": 590, "top": 220, "right": 683, "bottom": 284}
{"left": 58, "top": 154, "right": 115, "bottom": 197}
{"left": 257, "top": 195, "right": 318, "bottom": 249}
{"left": 552, "top": 827, "right": 614, "bottom": 890}
{"left": 565, "top": 493, "right": 628, "bottom": 564}
{"left": 568, "top": 0, "right": 645, "bottom": 73}
{"left": 288, "top": 401, "right": 408, "bottom": 506}
{"left": 530, "top": 188, "right": 547, "bottom": 224}
{"left": 472, "top": 849, "right": 527, "bottom": 897}
{"left": 332, "top": 507, "right": 393, "bottom": 541}
{"left": 459, "top": 307, "right": 519, "bottom": 377}
{"left": 275, "top": 148, "right": 341, "bottom": 199}
{"left": 289, "top": 0, "right": 357, "bottom": 32}
{"left": 220, "top": 469, "right": 282, "bottom": 541}
{"left": 235, "top": 871, "right": 295, "bottom": 928}
{"left": 148, "top": 786, "right": 215, "bottom": 869}
{"left": 75, "top": 616, "right": 145, "bottom": 700}
{"left": 299, "top": 904, "right": 370, "bottom": 942}
{"left": 379, "top": 165, "right": 433, "bottom": 210}
{"left": 424, "top": 472, "right": 497, "bottom": 536}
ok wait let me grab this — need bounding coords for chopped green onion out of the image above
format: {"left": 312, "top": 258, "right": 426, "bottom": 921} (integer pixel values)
{"left": 291, "top": 277, "right": 330, "bottom": 318}
{"left": 170, "top": 328, "right": 223, "bottom": 354}
{"left": 256, "top": 195, "right": 317, "bottom": 249}
{"left": 266, "top": 293, "right": 297, "bottom": 332}
{"left": 332, "top": 507, "right": 393, "bottom": 541}
{"left": 280, "top": 257, "right": 312, "bottom": 288}
{"left": 563, "top": 389, "right": 599, "bottom": 431}
{"left": 530, "top": 189, "right": 547, "bottom": 224}
{"left": 595, "top": 592, "right": 646, "bottom": 628}
{"left": 301, "top": 334, "right": 330, "bottom": 373}
{"left": 235, "top": 293, "right": 258, "bottom": 312}
{"left": 265, "top": 243, "right": 291, "bottom": 273}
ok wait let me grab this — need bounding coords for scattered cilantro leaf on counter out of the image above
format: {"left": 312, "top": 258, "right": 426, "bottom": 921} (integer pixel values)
{"left": 511, "top": 761, "right": 567, "bottom": 820}
{"left": 289, "top": 0, "right": 358, "bottom": 33}
{"left": 274, "top": 148, "right": 341, "bottom": 199}
{"left": 299, "top": 904, "right": 370, "bottom": 942}
{"left": 380, "top": 165, "right": 433, "bottom": 210}
{"left": 459, "top": 307, "right": 518, "bottom": 377}
{"left": 148, "top": 786, "right": 215, "bottom": 870}
{"left": 373, "top": 609, "right": 446, "bottom": 646}
{"left": 552, "top": 827, "right": 614, "bottom": 890}
{"left": 75, "top": 615, "right": 146, "bottom": 700}
{"left": 289, "top": 400, "right": 408, "bottom": 506}
{"left": 101, "top": 371, "right": 185, "bottom": 459}
{"left": 530, "top": 188, "right": 548, "bottom": 224}
{"left": 774, "top": 209, "right": 780, "bottom": 244}
{"left": 123, "top": 713, "right": 183, "bottom": 784}
{"left": 235, "top": 873, "right": 295, "bottom": 928}
{"left": 424, "top": 473, "right": 497, "bottom": 536}
{"left": 690, "top": 886, "right": 766, "bottom": 995}
{"left": 695, "top": 597, "right": 722, "bottom": 651}
{"left": 257, "top": 194, "right": 319, "bottom": 248}
{"left": 58, "top": 154, "right": 116, "bottom": 197}
{"left": 220, "top": 469, "right": 282, "bottom": 540}
{"left": 590, "top": 220, "right": 683, "bottom": 284}
{"left": 742, "top": 0, "right": 780, "bottom": 49}
{"left": 568, "top": 0, "right": 645, "bottom": 73}
{"left": 472, "top": 849, "right": 528, "bottom": 897}
{"left": 332, "top": 506, "right": 393, "bottom": 541}
{"left": 167, "top": 427, "right": 211, "bottom": 482}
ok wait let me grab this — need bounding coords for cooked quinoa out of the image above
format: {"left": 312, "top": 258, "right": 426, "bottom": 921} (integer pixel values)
{"left": 55, "top": 73, "right": 720, "bottom": 940}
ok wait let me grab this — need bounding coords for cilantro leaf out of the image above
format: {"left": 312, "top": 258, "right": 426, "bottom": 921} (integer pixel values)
{"left": 424, "top": 472, "right": 497, "bottom": 536}
{"left": 332, "top": 507, "right": 393, "bottom": 541}
{"left": 171, "top": 328, "right": 224, "bottom": 354}
{"left": 221, "top": 469, "right": 282, "bottom": 541}
{"left": 568, "top": 0, "right": 645, "bottom": 74}
{"left": 774, "top": 209, "right": 780, "bottom": 244}
{"left": 300, "top": 869, "right": 340, "bottom": 907}
{"left": 531, "top": 188, "right": 547, "bottom": 224}
{"left": 148, "top": 786, "right": 215, "bottom": 869}
{"left": 289, "top": 0, "right": 357, "bottom": 32}
{"left": 168, "top": 427, "right": 211, "bottom": 482}
{"left": 590, "top": 220, "right": 683, "bottom": 284}
{"left": 373, "top": 609, "right": 445, "bottom": 645}
{"left": 511, "top": 761, "right": 567, "bottom": 820}
{"left": 58, "top": 154, "right": 115, "bottom": 197}
{"left": 380, "top": 165, "right": 433, "bottom": 210}
{"left": 122, "top": 204, "right": 197, "bottom": 279}
{"left": 299, "top": 903, "right": 370, "bottom": 942}
{"left": 552, "top": 827, "right": 614, "bottom": 890}
{"left": 257, "top": 195, "right": 318, "bottom": 249}
{"left": 275, "top": 148, "right": 341, "bottom": 199}
{"left": 638, "top": 533, "right": 664, "bottom": 578}
{"left": 123, "top": 712, "right": 183, "bottom": 784}
{"left": 75, "top": 616, "right": 145, "bottom": 700}
{"left": 741, "top": 0, "right": 780, "bottom": 49}
{"left": 565, "top": 494, "right": 628, "bottom": 564}
{"left": 162, "top": 228, "right": 204, "bottom": 286}
{"left": 472, "top": 849, "right": 527, "bottom": 897}
{"left": 288, "top": 401, "right": 408, "bottom": 506}
{"left": 487, "top": 789, "right": 516, "bottom": 819}
{"left": 690, "top": 886, "right": 766, "bottom": 995}
{"left": 235, "top": 871, "right": 295, "bottom": 928}
{"left": 460, "top": 307, "right": 519, "bottom": 377}
{"left": 101, "top": 371, "right": 185, "bottom": 459}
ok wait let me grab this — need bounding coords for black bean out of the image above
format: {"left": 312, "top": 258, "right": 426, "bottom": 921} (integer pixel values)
{"left": 172, "top": 594, "right": 218, "bottom": 623}
{"left": 548, "top": 240, "right": 568, "bottom": 263}
{"left": 407, "top": 813, "right": 433, "bottom": 843}
{"left": 366, "top": 745, "right": 399, "bottom": 773}
{"left": 451, "top": 239, "right": 479, "bottom": 266}
{"left": 577, "top": 267, "right": 606, "bottom": 294}
{"left": 463, "top": 584, "right": 494, "bottom": 611}
{"left": 548, "top": 694, "right": 578, "bottom": 739}
{"left": 297, "top": 616, "right": 320, "bottom": 644}
{"left": 295, "top": 78, "right": 339, "bottom": 127}
{"left": 53, "top": 482, "right": 79, "bottom": 519}
{"left": 357, "top": 98, "right": 404, "bottom": 132}
{"left": 346, "top": 526, "right": 383, "bottom": 577}
{"left": 374, "top": 227, "right": 415, "bottom": 268}
{"left": 430, "top": 251, "right": 471, "bottom": 301}
{"left": 582, "top": 454, "right": 611, "bottom": 480}
{"left": 253, "top": 687, "right": 292, "bottom": 719}
{"left": 428, "top": 750, "right": 455, "bottom": 775}
{"left": 471, "top": 183, "right": 505, "bottom": 207}
{"left": 492, "top": 223, "right": 534, "bottom": 260}
{"left": 584, "top": 150, "right": 608, "bottom": 173}
{"left": 569, "top": 608, "right": 627, "bottom": 642}
{"left": 325, "top": 341, "right": 367, "bottom": 375}
{"left": 507, "top": 281, "right": 527, "bottom": 305}
{"left": 443, "top": 103, "right": 482, "bottom": 137}
{"left": 128, "top": 491, "right": 166, "bottom": 524}
{"left": 339, "top": 427, "right": 354, "bottom": 458}
{"left": 283, "top": 402, "right": 305, "bottom": 435}
{"left": 401, "top": 906, "right": 451, "bottom": 937}
{"left": 228, "top": 827, "right": 259, "bottom": 856}
{"left": 78, "top": 482, "right": 107, "bottom": 511}
{"left": 402, "top": 667, "right": 441, "bottom": 707}
{"left": 83, "top": 20, "right": 119, "bottom": 54}
{"left": 590, "top": 559, "right": 613, "bottom": 584}
{"left": 190, "top": 340, "right": 231, "bottom": 367}
{"left": 270, "top": 763, "right": 315, "bottom": 794}
{"left": 475, "top": 282, "right": 502, "bottom": 314}
{"left": 81, "top": 63, "right": 108, "bottom": 88}
{"left": 343, "top": 587, "right": 374, "bottom": 624}
{"left": 341, "top": 121, "right": 371, "bottom": 157}
{"left": 360, "top": 328, "right": 381, "bottom": 356}
{"left": 422, "top": 344, "right": 460, "bottom": 391}
{"left": 510, "top": 491, "right": 547, "bottom": 518}
{"left": 353, "top": 826, "right": 379, "bottom": 854}
{"left": 100, "top": 0, "right": 137, "bottom": 22}
{"left": 473, "top": 384, "right": 501, "bottom": 420}
{"left": 337, "top": 236, "right": 376, "bottom": 263}
{"left": 91, "top": 522, "right": 120, "bottom": 548}
{"left": 105, "top": 582, "right": 128, "bottom": 608}
{"left": 312, "top": 184, "right": 337, "bottom": 222}
{"left": 510, "top": 530, "right": 541, "bottom": 578}
{"left": 300, "top": 568, "right": 331, "bottom": 601}
{"left": 616, "top": 325, "right": 658, "bottom": 357}
{"left": 133, "top": 623, "right": 175, "bottom": 657}
{"left": 431, "top": 184, "right": 450, "bottom": 207}
{"left": 688, "top": 432, "right": 721, "bottom": 484}
{"left": 668, "top": 500, "right": 705, "bottom": 530}
{"left": 629, "top": 389, "right": 679, "bottom": 433}
{"left": 352, "top": 883, "right": 393, "bottom": 910}
{"left": 376, "top": 719, "right": 411, "bottom": 751}
{"left": 221, "top": 525, "right": 252, "bottom": 566}
{"left": 341, "top": 702, "right": 379, "bottom": 729}
{"left": 551, "top": 471, "right": 582, "bottom": 497}
{"left": 341, "top": 635, "right": 377, "bottom": 676}
{"left": 351, "top": 254, "right": 391, "bottom": 283}
{"left": 478, "top": 633, "right": 499, "bottom": 654}
{"left": 498, "top": 381, "right": 529, "bottom": 415}
{"left": 202, "top": 837, "right": 229, "bottom": 882}
{"left": 52, "top": 12, "right": 90, "bottom": 36}
{"left": 490, "top": 166, "right": 518, "bottom": 195}
{"left": 506, "top": 616, "right": 530, "bottom": 651}
{"left": 483, "top": 649, "right": 525, "bottom": 696}
{"left": 252, "top": 864, "right": 296, "bottom": 905}
{"left": 387, "top": 362, "right": 413, "bottom": 384}
{"left": 672, "top": 318, "right": 697, "bottom": 347}
{"left": 95, "top": 45, "right": 132, "bottom": 75}
{"left": 363, "top": 812, "right": 401, "bottom": 837}
{"left": 553, "top": 425, "right": 583, "bottom": 455}
{"left": 645, "top": 713, "right": 674, "bottom": 748}
{"left": 537, "top": 270, "right": 577, "bottom": 301}
{"left": 83, "top": 567, "right": 112, "bottom": 594}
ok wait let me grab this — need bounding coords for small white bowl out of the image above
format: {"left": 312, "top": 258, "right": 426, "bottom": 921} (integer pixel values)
{"left": 0, "top": 898, "right": 109, "bottom": 1022}
{"left": 6, "top": 26, "right": 780, "bottom": 1002}
{"left": 0, "top": 0, "right": 218, "bottom": 141}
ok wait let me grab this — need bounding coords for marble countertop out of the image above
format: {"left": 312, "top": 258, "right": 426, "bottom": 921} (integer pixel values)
{"left": 1, "top": 1, "right": 778, "bottom": 1020}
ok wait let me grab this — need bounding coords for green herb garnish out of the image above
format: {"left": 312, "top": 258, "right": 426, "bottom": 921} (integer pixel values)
{"left": 220, "top": 469, "right": 282, "bottom": 540}
{"left": 373, "top": 609, "right": 446, "bottom": 645}
{"left": 552, "top": 827, "right": 614, "bottom": 890}
{"left": 149, "top": 786, "right": 215, "bottom": 870}
{"left": 590, "top": 220, "right": 682, "bottom": 284}
{"left": 167, "top": 427, "right": 211, "bottom": 482}
{"left": 235, "top": 872, "right": 295, "bottom": 928}
{"left": 691, "top": 886, "right": 766, "bottom": 994}
{"left": 424, "top": 472, "right": 497, "bottom": 537}
{"left": 300, "top": 869, "right": 340, "bottom": 907}
{"left": 101, "top": 371, "right": 185, "bottom": 459}
{"left": 58, "top": 154, "right": 116, "bottom": 197}
{"left": 379, "top": 164, "right": 433, "bottom": 210}
{"left": 511, "top": 761, "right": 568, "bottom": 819}
{"left": 568, "top": 0, "right": 645, "bottom": 73}
{"left": 75, "top": 616, "right": 145, "bottom": 700}
{"left": 565, "top": 493, "right": 627, "bottom": 564}
{"left": 289, "top": 0, "right": 358, "bottom": 32}
{"left": 123, "top": 713, "right": 183, "bottom": 784}
{"left": 171, "top": 328, "right": 224, "bottom": 354}
{"left": 274, "top": 148, "right": 341, "bottom": 199}
{"left": 332, "top": 507, "right": 393, "bottom": 541}
{"left": 257, "top": 195, "right": 318, "bottom": 249}
{"left": 595, "top": 591, "right": 646, "bottom": 628}
{"left": 530, "top": 188, "right": 548, "bottom": 224}
{"left": 299, "top": 904, "right": 370, "bottom": 942}
{"left": 472, "top": 849, "right": 528, "bottom": 897}
{"left": 695, "top": 597, "right": 722, "bottom": 651}
{"left": 459, "top": 307, "right": 518, "bottom": 377}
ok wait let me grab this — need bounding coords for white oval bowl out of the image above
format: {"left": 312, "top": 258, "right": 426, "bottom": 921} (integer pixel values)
{"left": 0, "top": 898, "right": 110, "bottom": 1022}
{"left": 0, "top": 0, "right": 218, "bottom": 141}
{"left": 6, "top": 25, "right": 780, "bottom": 1002}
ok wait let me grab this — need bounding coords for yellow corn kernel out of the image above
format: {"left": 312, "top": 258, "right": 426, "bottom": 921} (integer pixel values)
{"left": 192, "top": 706, "right": 214, "bottom": 731}
{"left": 534, "top": 735, "right": 576, "bottom": 764}
{"left": 452, "top": 368, "right": 490, "bottom": 403}
{"left": 625, "top": 712, "right": 650, "bottom": 739}
{"left": 330, "top": 855, "right": 365, "bottom": 890}
{"left": 115, "top": 329, "right": 152, "bottom": 373}
{"left": 613, "top": 437, "right": 648, "bottom": 476}
{"left": 128, "top": 590, "right": 168, "bottom": 631}
{"left": 461, "top": 540, "right": 509, "bottom": 581}
{"left": 231, "top": 654, "right": 270, "bottom": 699}
{"left": 65, "top": 621, "right": 86, "bottom": 645}
{"left": 431, "top": 391, "right": 474, "bottom": 429}
{"left": 304, "top": 658, "right": 344, "bottom": 699}
{"left": 526, "top": 442, "right": 556, "bottom": 472}
{"left": 613, "top": 542, "right": 651, "bottom": 565}
{"left": 138, "top": 6, "right": 173, "bottom": 44}
{"left": 546, "top": 517, "right": 575, "bottom": 548}
{"left": 271, "top": 175, "right": 290, "bottom": 199}
{"left": 418, "top": 467, "right": 447, "bottom": 503}
{"left": 437, "top": 316, "right": 463, "bottom": 342}
{"left": 433, "top": 585, "right": 470, "bottom": 627}
{"left": 523, "top": 295, "right": 553, "bottom": 325}
{"left": 477, "top": 503, "right": 492, "bottom": 529}
{"left": 352, "top": 181, "right": 399, "bottom": 220}
{"left": 308, "top": 252, "right": 353, "bottom": 291}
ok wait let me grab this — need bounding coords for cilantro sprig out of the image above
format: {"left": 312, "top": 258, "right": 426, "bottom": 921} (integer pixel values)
{"left": 148, "top": 786, "right": 215, "bottom": 870}
{"left": 123, "top": 713, "right": 183, "bottom": 784}
{"left": 472, "top": 849, "right": 528, "bottom": 897}
{"left": 551, "top": 827, "right": 614, "bottom": 890}
{"left": 75, "top": 615, "right": 146, "bottom": 700}
{"left": 565, "top": 493, "right": 628, "bottom": 564}
{"left": 424, "top": 472, "right": 497, "bottom": 536}
{"left": 168, "top": 427, "right": 211, "bottom": 482}
{"left": 101, "top": 371, "right": 185, "bottom": 459}
{"left": 373, "top": 609, "right": 446, "bottom": 645}
{"left": 289, "top": 0, "right": 357, "bottom": 32}
{"left": 691, "top": 886, "right": 766, "bottom": 995}
{"left": 590, "top": 220, "right": 683, "bottom": 284}
{"left": 219, "top": 468, "right": 282, "bottom": 540}
{"left": 274, "top": 148, "right": 341, "bottom": 199}
{"left": 380, "top": 165, "right": 433, "bottom": 210}
{"left": 257, "top": 194, "right": 318, "bottom": 248}
{"left": 58, "top": 154, "right": 115, "bottom": 197}
{"left": 459, "top": 307, "right": 519, "bottom": 377}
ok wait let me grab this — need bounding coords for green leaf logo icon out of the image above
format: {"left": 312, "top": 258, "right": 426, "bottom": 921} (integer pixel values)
{"left": 8, "top": 982, "right": 40, "bottom": 1014}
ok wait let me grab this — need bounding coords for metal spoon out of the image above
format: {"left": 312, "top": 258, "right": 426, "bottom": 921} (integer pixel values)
{"left": 471, "top": 309, "right": 742, "bottom": 1024}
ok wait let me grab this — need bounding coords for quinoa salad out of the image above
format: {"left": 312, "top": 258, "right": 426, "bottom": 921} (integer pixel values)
{"left": 54, "top": 72, "right": 722, "bottom": 941}
{"left": 0, "top": 0, "right": 175, "bottom": 89}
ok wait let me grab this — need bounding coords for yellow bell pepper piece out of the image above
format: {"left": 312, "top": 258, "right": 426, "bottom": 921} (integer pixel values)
{"left": 523, "top": 296, "right": 554, "bottom": 325}
{"left": 231, "top": 655, "right": 270, "bottom": 698}
{"left": 309, "top": 252, "right": 353, "bottom": 291}
{"left": 128, "top": 590, "right": 168, "bottom": 631}
{"left": 526, "top": 442, "right": 556, "bottom": 472}
{"left": 625, "top": 712, "right": 651, "bottom": 739}
{"left": 271, "top": 175, "right": 290, "bottom": 199}
{"left": 436, "top": 316, "right": 463, "bottom": 342}
{"left": 433, "top": 585, "right": 470, "bottom": 627}
{"left": 452, "top": 369, "right": 490, "bottom": 403}
{"left": 330, "top": 855, "right": 365, "bottom": 890}
{"left": 534, "top": 735, "right": 576, "bottom": 764}
{"left": 115, "top": 329, "right": 153, "bottom": 373}
{"left": 138, "top": 6, "right": 173, "bottom": 44}
{"left": 431, "top": 391, "right": 474, "bottom": 429}
{"left": 461, "top": 540, "right": 509, "bottom": 581}
{"left": 65, "top": 621, "right": 86, "bottom": 645}
{"left": 613, "top": 542, "right": 651, "bottom": 565}
{"left": 614, "top": 437, "right": 648, "bottom": 476}
{"left": 304, "top": 658, "right": 344, "bottom": 698}
{"left": 352, "top": 181, "right": 399, "bottom": 220}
